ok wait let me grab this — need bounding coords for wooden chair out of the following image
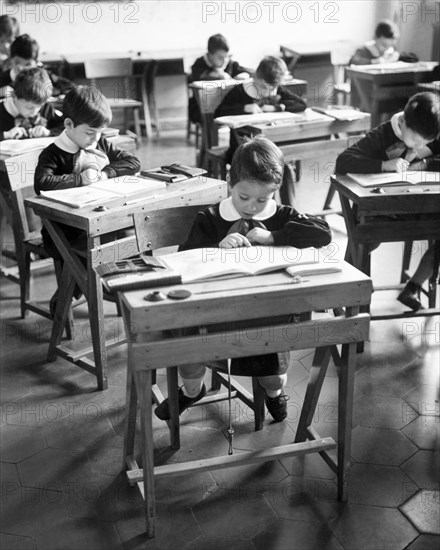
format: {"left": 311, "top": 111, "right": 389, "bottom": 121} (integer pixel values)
{"left": 191, "top": 79, "right": 241, "bottom": 178}
{"left": 84, "top": 58, "right": 143, "bottom": 145}
{"left": 279, "top": 46, "right": 302, "bottom": 76}
{"left": 129, "top": 205, "right": 268, "bottom": 447}
{"left": 2, "top": 151, "right": 72, "bottom": 334}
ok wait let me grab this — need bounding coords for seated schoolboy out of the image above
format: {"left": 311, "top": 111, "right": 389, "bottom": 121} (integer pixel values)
{"left": 34, "top": 85, "right": 141, "bottom": 306}
{"left": 154, "top": 136, "right": 331, "bottom": 423}
{"left": 350, "top": 20, "right": 400, "bottom": 66}
{"left": 0, "top": 67, "right": 63, "bottom": 141}
{"left": 188, "top": 33, "right": 251, "bottom": 125}
{"left": 0, "top": 15, "right": 20, "bottom": 71}
{"left": 335, "top": 92, "right": 440, "bottom": 311}
{"left": 214, "top": 55, "right": 307, "bottom": 165}
{"left": 0, "top": 34, "right": 74, "bottom": 97}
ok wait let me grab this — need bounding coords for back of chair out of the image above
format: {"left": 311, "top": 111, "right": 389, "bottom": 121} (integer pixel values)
{"left": 133, "top": 204, "right": 211, "bottom": 253}
{"left": 5, "top": 150, "right": 43, "bottom": 241}
{"left": 280, "top": 46, "right": 302, "bottom": 76}
{"left": 84, "top": 58, "right": 134, "bottom": 79}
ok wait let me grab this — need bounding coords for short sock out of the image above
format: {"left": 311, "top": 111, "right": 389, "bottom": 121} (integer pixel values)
{"left": 181, "top": 377, "right": 204, "bottom": 398}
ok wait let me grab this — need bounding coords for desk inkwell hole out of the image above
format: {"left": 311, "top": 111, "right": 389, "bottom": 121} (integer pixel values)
{"left": 371, "top": 187, "right": 385, "bottom": 194}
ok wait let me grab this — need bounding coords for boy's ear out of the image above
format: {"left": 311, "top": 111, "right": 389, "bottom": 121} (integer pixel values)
{"left": 64, "top": 117, "right": 74, "bottom": 129}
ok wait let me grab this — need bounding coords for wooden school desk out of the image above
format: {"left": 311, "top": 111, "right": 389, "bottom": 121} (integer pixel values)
{"left": 119, "top": 259, "right": 372, "bottom": 538}
{"left": 226, "top": 110, "right": 371, "bottom": 207}
{"left": 346, "top": 62, "right": 438, "bottom": 127}
{"left": 331, "top": 174, "right": 440, "bottom": 319}
{"left": 25, "top": 177, "right": 226, "bottom": 390}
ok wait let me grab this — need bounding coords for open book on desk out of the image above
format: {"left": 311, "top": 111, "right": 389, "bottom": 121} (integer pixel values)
{"left": 0, "top": 136, "right": 55, "bottom": 156}
{"left": 99, "top": 246, "right": 342, "bottom": 291}
{"left": 347, "top": 171, "right": 440, "bottom": 188}
{"left": 39, "top": 175, "right": 166, "bottom": 208}
{"left": 313, "top": 106, "right": 370, "bottom": 121}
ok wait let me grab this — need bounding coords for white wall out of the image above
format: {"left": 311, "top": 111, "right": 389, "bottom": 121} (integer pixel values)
{"left": 1, "top": 0, "right": 391, "bottom": 69}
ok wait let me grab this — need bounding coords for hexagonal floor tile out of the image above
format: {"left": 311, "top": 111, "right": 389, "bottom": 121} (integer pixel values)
{"left": 403, "top": 385, "right": 440, "bottom": 417}
{"left": 351, "top": 426, "right": 418, "bottom": 466}
{"left": 253, "top": 518, "right": 344, "bottom": 549}
{"left": 347, "top": 463, "right": 417, "bottom": 507}
{"left": 405, "top": 534, "right": 440, "bottom": 549}
{"left": 354, "top": 365, "right": 418, "bottom": 398}
{"left": 401, "top": 450, "right": 440, "bottom": 489}
{"left": 353, "top": 394, "right": 418, "bottom": 429}
{"left": 1, "top": 423, "right": 47, "bottom": 462}
{"left": 400, "top": 489, "right": 440, "bottom": 534}
{"left": 402, "top": 415, "right": 440, "bottom": 450}
{"left": 329, "top": 504, "right": 418, "bottom": 550}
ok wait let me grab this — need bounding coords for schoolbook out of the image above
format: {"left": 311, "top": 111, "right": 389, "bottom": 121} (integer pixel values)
{"left": 0, "top": 136, "right": 55, "bottom": 156}
{"left": 347, "top": 171, "right": 440, "bottom": 188}
{"left": 313, "top": 106, "right": 369, "bottom": 121}
{"left": 39, "top": 175, "right": 166, "bottom": 208}
{"left": 158, "top": 246, "right": 331, "bottom": 284}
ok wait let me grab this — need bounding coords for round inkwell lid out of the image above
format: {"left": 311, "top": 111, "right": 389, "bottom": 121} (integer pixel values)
{"left": 167, "top": 289, "right": 192, "bottom": 300}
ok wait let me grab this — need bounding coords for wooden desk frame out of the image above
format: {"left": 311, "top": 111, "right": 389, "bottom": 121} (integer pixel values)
{"left": 332, "top": 174, "right": 440, "bottom": 319}
{"left": 26, "top": 177, "right": 226, "bottom": 390}
{"left": 118, "top": 264, "right": 372, "bottom": 538}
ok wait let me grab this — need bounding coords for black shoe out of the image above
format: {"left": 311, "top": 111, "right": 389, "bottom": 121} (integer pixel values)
{"left": 398, "top": 281, "right": 422, "bottom": 311}
{"left": 154, "top": 384, "right": 206, "bottom": 421}
{"left": 265, "top": 390, "right": 289, "bottom": 422}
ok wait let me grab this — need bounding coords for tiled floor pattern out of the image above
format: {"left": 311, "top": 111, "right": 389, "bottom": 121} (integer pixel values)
{"left": 1, "top": 131, "right": 439, "bottom": 549}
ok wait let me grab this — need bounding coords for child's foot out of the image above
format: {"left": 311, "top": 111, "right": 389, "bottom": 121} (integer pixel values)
{"left": 265, "top": 390, "right": 289, "bottom": 422}
{"left": 154, "top": 384, "right": 206, "bottom": 421}
{"left": 398, "top": 281, "right": 422, "bottom": 311}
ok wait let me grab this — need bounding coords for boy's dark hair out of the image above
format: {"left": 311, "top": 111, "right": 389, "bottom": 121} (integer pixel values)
{"left": 404, "top": 92, "right": 440, "bottom": 140}
{"left": 13, "top": 67, "right": 53, "bottom": 103}
{"left": 255, "top": 56, "right": 287, "bottom": 85}
{"left": 62, "top": 85, "right": 112, "bottom": 127}
{"left": 230, "top": 136, "right": 284, "bottom": 187}
{"left": 374, "top": 19, "right": 399, "bottom": 39}
{"left": 10, "top": 34, "right": 39, "bottom": 60}
{"left": 207, "top": 34, "right": 229, "bottom": 54}
{"left": 0, "top": 15, "right": 20, "bottom": 40}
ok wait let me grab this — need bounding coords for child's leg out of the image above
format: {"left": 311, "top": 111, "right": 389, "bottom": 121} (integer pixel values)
{"left": 179, "top": 363, "right": 206, "bottom": 397}
{"left": 398, "top": 243, "right": 437, "bottom": 311}
{"left": 258, "top": 374, "right": 287, "bottom": 397}
{"left": 410, "top": 244, "right": 435, "bottom": 286}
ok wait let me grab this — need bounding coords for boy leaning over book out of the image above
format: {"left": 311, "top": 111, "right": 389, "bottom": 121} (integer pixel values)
{"left": 335, "top": 92, "right": 440, "bottom": 311}
{"left": 154, "top": 136, "right": 331, "bottom": 424}
{"left": 34, "top": 85, "right": 141, "bottom": 310}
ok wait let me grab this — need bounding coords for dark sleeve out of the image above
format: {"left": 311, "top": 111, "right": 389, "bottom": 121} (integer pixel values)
{"left": 227, "top": 60, "right": 251, "bottom": 77}
{"left": 335, "top": 123, "right": 390, "bottom": 174}
{"left": 190, "top": 57, "right": 215, "bottom": 82}
{"left": 34, "top": 146, "right": 81, "bottom": 193}
{"left": 425, "top": 140, "right": 440, "bottom": 171}
{"left": 0, "top": 69, "right": 12, "bottom": 88}
{"left": 271, "top": 208, "right": 332, "bottom": 248}
{"left": 38, "top": 103, "right": 64, "bottom": 134}
{"left": 178, "top": 210, "right": 221, "bottom": 251}
{"left": 47, "top": 70, "right": 75, "bottom": 96}
{"left": 277, "top": 86, "right": 307, "bottom": 113}
{"left": 214, "top": 86, "right": 248, "bottom": 117}
{"left": 349, "top": 47, "right": 374, "bottom": 65}
{"left": 99, "top": 138, "right": 141, "bottom": 179}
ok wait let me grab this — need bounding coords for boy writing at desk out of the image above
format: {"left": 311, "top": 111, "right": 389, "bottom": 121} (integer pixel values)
{"left": 154, "top": 137, "right": 331, "bottom": 423}
{"left": 335, "top": 92, "right": 440, "bottom": 311}
{"left": 34, "top": 85, "right": 141, "bottom": 309}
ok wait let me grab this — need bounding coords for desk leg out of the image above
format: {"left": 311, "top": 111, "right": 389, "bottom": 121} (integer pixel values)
{"left": 295, "top": 346, "right": 332, "bottom": 443}
{"left": 338, "top": 338, "right": 357, "bottom": 501}
{"left": 124, "top": 365, "right": 138, "bottom": 470}
{"left": 87, "top": 236, "right": 108, "bottom": 390}
{"left": 141, "top": 64, "right": 154, "bottom": 139}
{"left": 133, "top": 368, "right": 156, "bottom": 538}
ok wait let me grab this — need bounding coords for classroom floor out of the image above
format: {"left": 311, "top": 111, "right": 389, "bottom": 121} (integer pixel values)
{"left": 1, "top": 131, "right": 439, "bottom": 550}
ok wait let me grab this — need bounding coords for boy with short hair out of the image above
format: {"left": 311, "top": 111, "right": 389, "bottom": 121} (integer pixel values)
{"left": 0, "top": 66, "right": 62, "bottom": 140}
{"left": 350, "top": 19, "right": 401, "bottom": 66}
{"left": 336, "top": 92, "right": 440, "bottom": 311}
{"left": 34, "top": 85, "right": 141, "bottom": 273}
{"left": 0, "top": 34, "right": 74, "bottom": 96}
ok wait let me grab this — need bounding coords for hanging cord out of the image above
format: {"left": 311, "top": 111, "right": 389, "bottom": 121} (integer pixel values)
{"left": 226, "top": 359, "right": 234, "bottom": 455}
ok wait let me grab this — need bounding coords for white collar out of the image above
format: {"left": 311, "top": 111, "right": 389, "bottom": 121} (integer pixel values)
{"left": 391, "top": 112, "right": 404, "bottom": 139}
{"left": 219, "top": 196, "right": 277, "bottom": 221}
{"left": 3, "top": 96, "right": 20, "bottom": 118}
{"left": 54, "top": 130, "right": 98, "bottom": 154}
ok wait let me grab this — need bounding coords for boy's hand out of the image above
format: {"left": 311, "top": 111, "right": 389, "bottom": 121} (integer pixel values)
{"left": 27, "top": 126, "right": 50, "bottom": 138}
{"left": 4, "top": 127, "right": 28, "bottom": 139}
{"left": 261, "top": 104, "right": 277, "bottom": 112}
{"left": 382, "top": 158, "right": 410, "bottom": 172}
{"left": 246, "top": 228, "right": 274, "bottom": 244}
{"left": 244, "top": 103, "right": 262, "bottom": 114}
{"left": 409, "top": 159, "right": 428, "bottom": 171}
{"left": 80, "top": 168, "right": 101, "bottom": 186}
{"left": 219, "top": 232, "right": 252, "bottom": 248}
